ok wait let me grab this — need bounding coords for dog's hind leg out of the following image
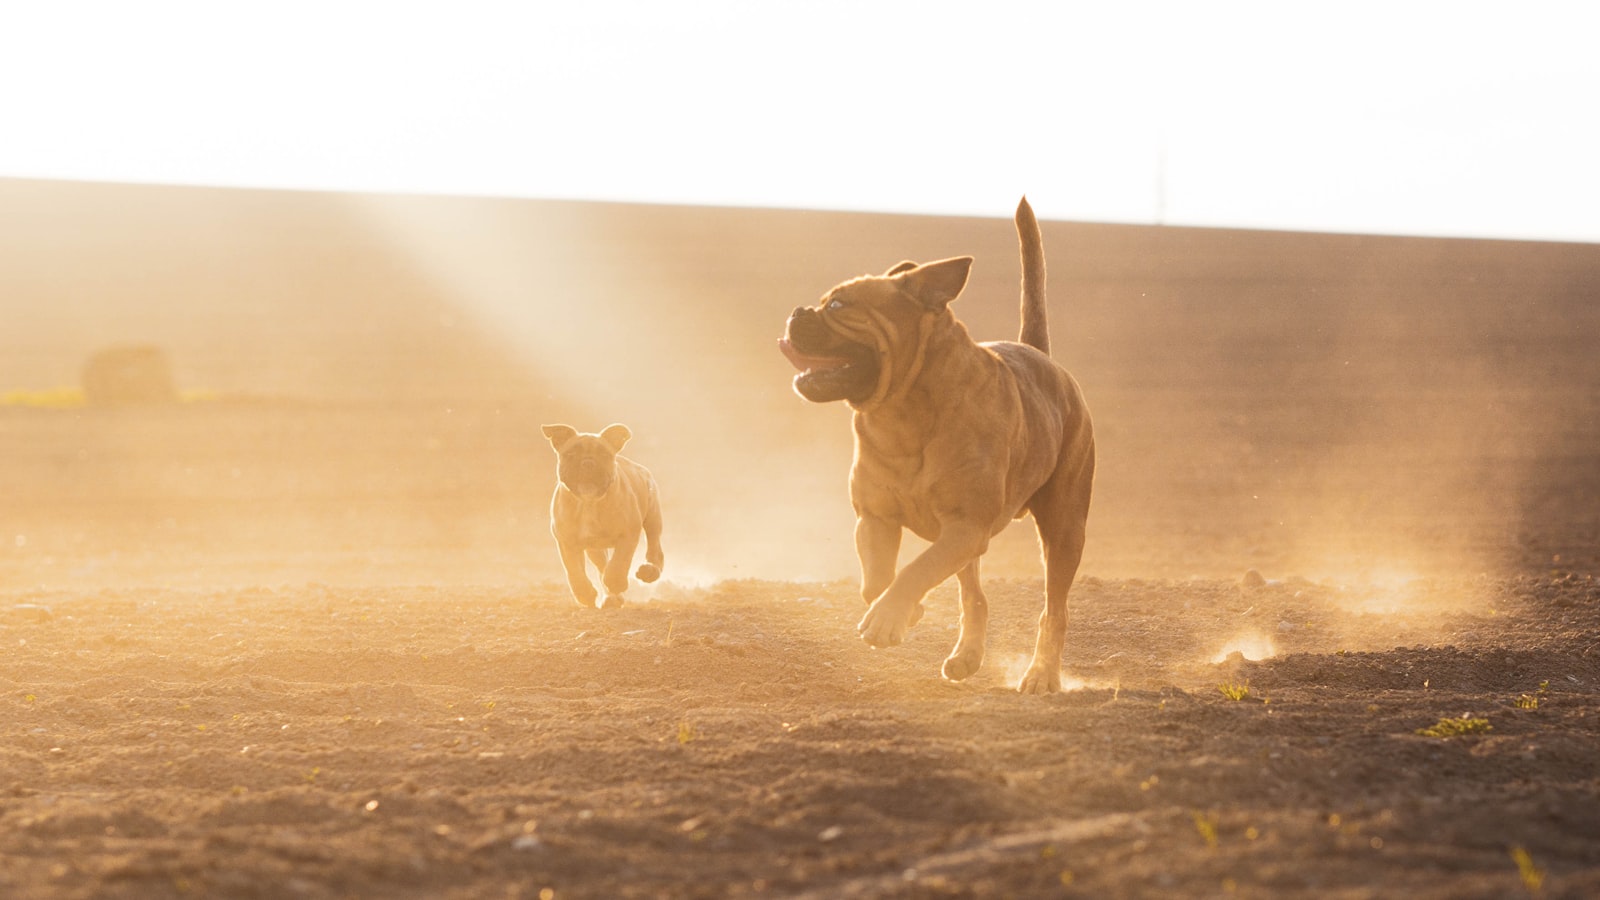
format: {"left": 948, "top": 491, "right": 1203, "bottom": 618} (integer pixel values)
{"left": 1018, "top": 457, "right": 1093, "bottom": 694}
{"left": 941, "top": 558, "right": 989, "bottom": 681}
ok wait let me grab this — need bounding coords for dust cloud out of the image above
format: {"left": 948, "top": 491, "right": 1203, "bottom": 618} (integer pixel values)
{"left": 2, "top": 178, "right": 1598, "bottom": 594}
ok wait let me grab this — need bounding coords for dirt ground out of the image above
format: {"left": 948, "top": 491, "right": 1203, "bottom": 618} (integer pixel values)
{"left": 3, "top": 180, "right": 1600, "bottom": 897}
{"left": 4, "top": 573, "right": 1600, "bottom": 899}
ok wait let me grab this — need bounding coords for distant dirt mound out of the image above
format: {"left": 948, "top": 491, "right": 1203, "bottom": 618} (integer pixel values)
{"left": 81, "top": 345, "right": 179, "bottom": 407}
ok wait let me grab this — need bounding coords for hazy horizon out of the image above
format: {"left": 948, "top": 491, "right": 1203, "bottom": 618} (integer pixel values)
{"left": 8, "top": 173, "right": 1597, "bottom": 250}
{"left": 5, "top": 178, "right": 1597, "bottom": 588}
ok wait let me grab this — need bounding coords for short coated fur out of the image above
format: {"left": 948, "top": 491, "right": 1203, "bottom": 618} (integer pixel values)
{"left": 542, "top": 424, "right": 664, "bottom": 609}
{"left": 778, "top": 198, "right": 1094, "bottom": 693}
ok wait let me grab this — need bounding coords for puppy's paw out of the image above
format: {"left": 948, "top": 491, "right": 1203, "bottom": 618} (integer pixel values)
{"left": 599, "top": 594, "right": 626, "bottom": 611}
{"left": 635, "top": 563, "right": 661, "bottom": 583}
{"left": 857, "top": 600, "right": 909, "bottom": 648}
{"left": 1017, "top": 664, "right": 1062, "bottom": 695}
{"left": 572, "top": 592, "right": 599, "bottom": 609}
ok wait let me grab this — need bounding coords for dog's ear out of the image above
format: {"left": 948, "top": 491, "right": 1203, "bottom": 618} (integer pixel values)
{"left": 893, "top": 256, "right": 973, "bottom": 310}
{"left": 882, "top": 260, "right": 918, "bottom": 276}
{"left": 599, "top": 423, "right": 632, "bottom": 453}
{"left": 542, "top": 424, "right": 579, "bottom": 452}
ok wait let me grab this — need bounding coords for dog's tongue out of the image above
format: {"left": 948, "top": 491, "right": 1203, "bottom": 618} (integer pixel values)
{"left": 778, "top": 338, "right": 849, "bottom": 373}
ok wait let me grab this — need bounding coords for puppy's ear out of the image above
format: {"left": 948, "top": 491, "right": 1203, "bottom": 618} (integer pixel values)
{"left": 893, "top": 256, "right": 973, "bottom": 310}
{"left": 882, "top": 260, "right": 918, "bottom": 276}
{"left": 542, "top": 424, "right": 579, "bottom": 452}
{"left": 599, "top": 423, "right": 632, "bottom": 453}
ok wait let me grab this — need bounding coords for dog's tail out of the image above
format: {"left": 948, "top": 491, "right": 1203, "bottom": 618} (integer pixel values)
{"left": 1015, "top": 196, "right": 1050, "bottom": 356}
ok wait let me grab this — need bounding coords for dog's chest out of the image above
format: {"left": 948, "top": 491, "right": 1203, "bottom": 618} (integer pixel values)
{"left": 571, "top": 508, "right": 623, "bottom": 545}
{"left": 851, "top": 455, "right": 942, "bottom": 537}
{"left": 555, "top": 488, "right": 638, "bottom": 547}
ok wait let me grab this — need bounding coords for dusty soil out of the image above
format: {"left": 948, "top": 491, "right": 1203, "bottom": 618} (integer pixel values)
{"left": 3, "top": 180, "right": 1600, "bottom": 897}
{"left": 4, "top": 575, "right": 1599, "bottom": 899}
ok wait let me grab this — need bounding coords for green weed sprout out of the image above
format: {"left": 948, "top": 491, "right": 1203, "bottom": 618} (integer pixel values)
{"left": 1416, "top": 717, "right": 1492, "bottom": 738}
{"left": 1510, "top": 844, "right": 1544, "bottom": 893}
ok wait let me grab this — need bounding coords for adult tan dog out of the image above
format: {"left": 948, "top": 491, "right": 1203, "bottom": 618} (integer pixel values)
{"left": 778, "top": 198, "right": 1094, "bottom": 693}
{"left": 542, "top": 424, "right": 664, "bottom": 609}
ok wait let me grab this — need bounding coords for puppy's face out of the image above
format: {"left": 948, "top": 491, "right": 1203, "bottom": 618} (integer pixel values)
{"left": 779, "top": 257, "right": 973, "bottom": 405}
{"left": 543, "top": 424, "right": 631, "bottom": 499}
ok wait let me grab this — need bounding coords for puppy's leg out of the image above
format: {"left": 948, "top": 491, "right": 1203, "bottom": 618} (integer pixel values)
{"left": 599, "top": 535, "right": 640, "bottom": 610}
{"left": 858, "top": 520, "right": 986, "bottom": 648}
{"left": 1018, "top": 469, "right": 1092, "bottom": 694}
{"left": 636, "top": 493, "right": 664, "bottom": 583}
{"left": 941, "top": 558, "right": 989, "bottom": 681}
{"left": 559, "top": 541, "right": 599, "bottom": 608}
{"left": 586, "top": 548, "right": 609, "bottom": 572}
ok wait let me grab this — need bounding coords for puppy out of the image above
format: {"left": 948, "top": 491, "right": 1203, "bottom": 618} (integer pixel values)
{"left": 541, "top": 423, "right": 664, "bottom": 609}
{"left": 778, "top": 198, "right": 1094, "bottom": 693}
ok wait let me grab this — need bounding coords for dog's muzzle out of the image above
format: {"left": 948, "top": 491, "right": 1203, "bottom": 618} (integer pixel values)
{"left": 559, "top": 458, "right": 614, "bottom": 499}
{"left": 780, "top": 308, "right": 879, "bottom": 404}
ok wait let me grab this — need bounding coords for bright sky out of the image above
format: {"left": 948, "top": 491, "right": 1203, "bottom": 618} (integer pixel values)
{"left": 3, "top": 1, "right": 1597, "bottom": 242}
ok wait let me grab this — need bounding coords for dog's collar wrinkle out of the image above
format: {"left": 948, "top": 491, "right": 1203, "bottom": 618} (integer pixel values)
{"left": 855, "top": 308, "right": 943, "bottom": 410}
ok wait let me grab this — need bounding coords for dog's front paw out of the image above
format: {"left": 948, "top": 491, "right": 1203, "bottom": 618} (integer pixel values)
{"left": 1017, "top": 663, "right": 1062, "bottom": 695}
{"left": 599, "top": 594, "right": 626, "bottom": 610}
{"left": 571, "top": 591, "right": 598, "bottom": 609}
{"left": 635, "top": 563, "right": 660, "bottom": 583}
{"left": 857, "top": 600, "right": 911, "bottom": 648}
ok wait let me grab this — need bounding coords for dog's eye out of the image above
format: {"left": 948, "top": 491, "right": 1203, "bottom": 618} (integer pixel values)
{"left": 827, "top": 299, "right": 845, "bottom": 311}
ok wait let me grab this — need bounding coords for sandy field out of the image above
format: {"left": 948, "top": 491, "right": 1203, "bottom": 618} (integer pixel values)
{"left": 2, "top": 179, "right": 1599, "bottom": 897}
